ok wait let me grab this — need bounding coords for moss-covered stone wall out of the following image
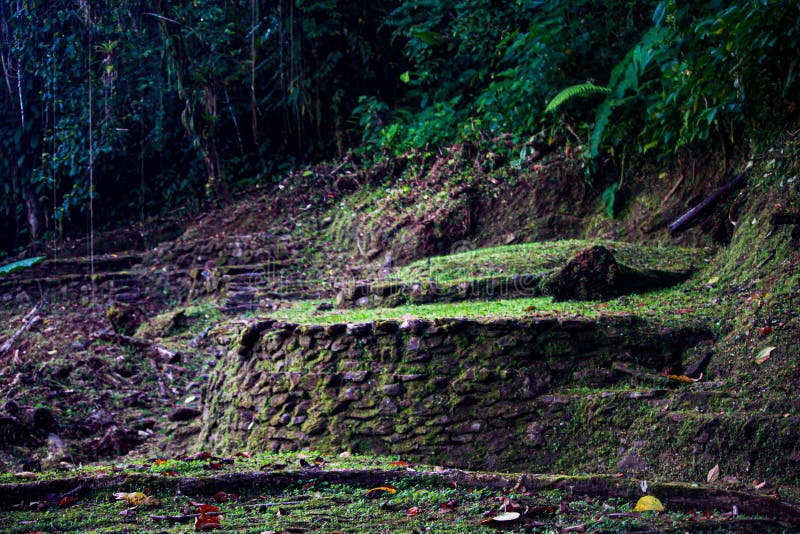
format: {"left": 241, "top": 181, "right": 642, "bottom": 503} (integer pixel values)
{"left": 200, "top": 315, "right": 709, "bottom": 471}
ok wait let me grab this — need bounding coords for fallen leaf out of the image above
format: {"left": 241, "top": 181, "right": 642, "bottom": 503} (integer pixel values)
{"left": 480, "top": 511, "right": 520, "bottom": 524}
{"left": 58, "top": 496, "right": 78, "bottom": 507}
{"left": 755, "top": 346, "right": 776, "bottom": 364}
{"left": 633, "top": 495, "right": 664, "bottom": 512}
{"left": 666, "top": 374, "right": 701, "bottom": 383}
{"left": 706, "top": 276, "right": 720, "bottom": 286}
{"left": 13, "top": 471, "right": 37, "bottom": 480}
{"left": 365, "top": 485, "right": 398, "bottom": 498}
{"left": 389, "top": 460, "right": 409, "bottom": 467}
{"left": 277, "top": 507, "right": 290, "bottom": 516}
{"left": 440, "top": 499, "right": 458, "bottom": 512}
{"left": 194, "top": 513, "right": 221, "bottom": 531}
{"left": 407, "top": 506, "right": 420, "bottom": 517}
{"left": 298, "top": 458, "right": 311, "bottom": 469}
{"left": 196, "top": 504, "right": 220, "bottom": 514}
{"left": 184, "top": 451, "right": 214, "bottom": 461}
{"left": 754, "top": 480, "right": 768, "bottom": 490}
{"left": 114, "top": 492, "right": 149, "bottom": 506}
{"left": 707, "top": 464, "right": 721, "bottom": 484}
{"left": 759, "top": 325, "right": 773, "bottom": 336}
{"left": 261, "top": 462, "right": 287, "bottom": 471}
{"left": 212, "top": 491, "right": 238, "bottom": 503}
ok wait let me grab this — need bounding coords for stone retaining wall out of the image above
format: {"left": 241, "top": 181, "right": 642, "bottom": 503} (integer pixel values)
{"left": 200, "top": 315, "right": 709, "bottom": 471}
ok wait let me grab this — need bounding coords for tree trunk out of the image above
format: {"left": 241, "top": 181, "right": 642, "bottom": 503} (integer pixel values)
{"left": 22, "top": 180, "right": 43, "bottom": 241}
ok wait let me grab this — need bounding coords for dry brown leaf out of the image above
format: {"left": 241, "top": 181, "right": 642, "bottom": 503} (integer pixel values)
{"left": 707, "top": 464, "right": 721, "bottom": 484}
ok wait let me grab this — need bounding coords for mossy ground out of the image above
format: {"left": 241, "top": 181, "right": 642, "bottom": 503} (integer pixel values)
{"left": 1, "top": 454, "right": 793, "bottom": 533}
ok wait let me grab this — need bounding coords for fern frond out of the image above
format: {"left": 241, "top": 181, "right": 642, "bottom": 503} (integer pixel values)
{"left": 545, "top": 83, "right": 610, "bottom": 113}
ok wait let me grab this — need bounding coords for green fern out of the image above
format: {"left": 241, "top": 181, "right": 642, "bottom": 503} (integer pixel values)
{"left": 545, "top": 83, "right": 611, "bottom": 113}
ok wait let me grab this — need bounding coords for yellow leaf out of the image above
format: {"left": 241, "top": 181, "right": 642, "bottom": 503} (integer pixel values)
{"left": 666, "top": 374, "right": 695, "bottom": 383}
{"left": 633, "top": 495, "right": 664, "bottom": 512}
{"left": 114, "top": 492, "right": 159, "bottom": 506}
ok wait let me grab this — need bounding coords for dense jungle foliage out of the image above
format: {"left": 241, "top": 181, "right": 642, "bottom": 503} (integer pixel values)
{"left": 1, "top": 0, "right": 798, "bottom": 254}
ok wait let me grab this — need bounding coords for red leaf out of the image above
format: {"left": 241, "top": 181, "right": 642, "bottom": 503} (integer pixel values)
{"left": 58, "top": 496, "right": 78, "bottom": 507}
{"left": 389, "top": 460, "right": 409, "bottom": 467}
{"left": 440, "top": 499, "right": 458, "bottom": 511}
{"left": 407, "top": 506, "right": 421, "bottom": 517}
{"left": 196, "top": 504, "right": 220, "bottom": 514}
{"left": 194, "top": 514, "right": 222, "bottom": 531}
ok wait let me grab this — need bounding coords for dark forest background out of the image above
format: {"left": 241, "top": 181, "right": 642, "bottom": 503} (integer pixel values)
{"left": 2, "top": 0, "right": 798, "bottom": 255}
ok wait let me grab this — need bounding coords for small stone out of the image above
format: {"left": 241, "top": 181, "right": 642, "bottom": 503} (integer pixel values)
{"left": 381, "top": 384, "right": 404, "bottom": 397}
{"left": 379, "top": 398, "right": 399, "bottom": 415}
{"left": 168, "top": 407, "right": 202, "bottom": 422}
{"left": 355, "top": 296, "right": 372, "bottom": 308}
{"left": 340, "top": 387, "right": 361, "bottom": 401}
{"left": 343, "top": 371, "right": 369, "bottom": 383}
{"left": 346, "top": 322, "right": 373, "bottom": 337}
{"left": 292, "top": 415, "right": 307, "bottom": 425}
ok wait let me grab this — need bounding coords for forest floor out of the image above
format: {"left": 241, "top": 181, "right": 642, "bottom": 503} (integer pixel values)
{"left": 1, "top": 142, "right": 800, "bottom": 531}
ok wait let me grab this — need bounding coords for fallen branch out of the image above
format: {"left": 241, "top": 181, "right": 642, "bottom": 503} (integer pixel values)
{"left": 0, "top": 304, "right": 42, "bottom": 357}
{"left": 94, "top": 329, "right": 179, "bottom": 362}
{"left": 661, "top": 173, "right": 684, "bottom": 206}
{"left": 669, "top": 172, "right": 747, "bottom": 234}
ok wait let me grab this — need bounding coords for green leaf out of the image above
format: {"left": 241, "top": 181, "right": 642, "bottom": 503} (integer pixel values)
{"left": 400, "top": 71, "right": 411, "bottom": 84}
{"left": 653, "top": 2, "right": 666, "bottom": 27}
{"left": 545, "top": 83, "right": 610, "bottom": 113}
{"left": 0, "top": 256, "right": 46, "bottom": 276}
{"left": 410, "top": 29, "right": 447, "bottom": 46}
{"left": 602, "top": 183, "right": 618, "bottom": 218}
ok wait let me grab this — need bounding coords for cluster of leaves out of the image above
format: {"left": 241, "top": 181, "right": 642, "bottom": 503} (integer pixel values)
{"left": 549, "top": 1, "right": 800, "bottom": 173}
{"left": 354, "top": 0, "right": 660, "bottom": 156}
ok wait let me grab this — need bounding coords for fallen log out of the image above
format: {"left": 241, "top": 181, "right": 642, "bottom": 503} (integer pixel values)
{"left": 669, "top": 172, "right": 747, "bottom": 234}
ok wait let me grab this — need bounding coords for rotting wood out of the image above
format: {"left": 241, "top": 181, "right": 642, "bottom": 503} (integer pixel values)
{"left": 0, "top": 304, "right": 42, "bottom": 357}
{"left": 668, "top": 172, "right": 747, "bottom": 234}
